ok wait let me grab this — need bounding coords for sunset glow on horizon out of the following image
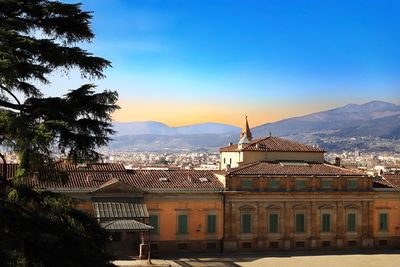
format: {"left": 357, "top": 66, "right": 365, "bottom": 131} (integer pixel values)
{"left": 53, "top": 0, "right": 400, "bottom": 127}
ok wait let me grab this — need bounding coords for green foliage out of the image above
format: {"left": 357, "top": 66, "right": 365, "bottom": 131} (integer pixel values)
{"left": 0, "top": 0, "right": 119, "bottom": 265}
{"left": 1, "top": 182, "right": 114, "bottom": 267}
{"left": 0, "top": 0, "right": 119, "bottom": 168}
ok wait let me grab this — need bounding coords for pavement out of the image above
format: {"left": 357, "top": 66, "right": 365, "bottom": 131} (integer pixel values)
{"left": 113, "top": 250, "right": 400, "bottom": 267}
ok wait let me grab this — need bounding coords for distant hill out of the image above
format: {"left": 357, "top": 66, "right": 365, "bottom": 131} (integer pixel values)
{"left": 112, "top": 121, "right": 241, "bottom": 136}
{"left": 252, "top": 100, "right": 400, "bottom": 139}
{"left": 109, "top": 101, "right": 400, "bottom": 152}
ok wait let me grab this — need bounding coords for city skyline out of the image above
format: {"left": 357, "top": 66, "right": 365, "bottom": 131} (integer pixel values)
{"left": 53, "top": 0, "right": 400, "bottom": 127}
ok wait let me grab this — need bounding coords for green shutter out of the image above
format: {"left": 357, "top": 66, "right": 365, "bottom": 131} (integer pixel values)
{"left": 178, "top": 215, "right": 188, "bottom": 234}
{"left": 347, "top": 213, "right": 356, "bottom": 231}
{"left": 347, "top": 180, "right": 357, "bottom": 189}
{"left": 379, "top": 213, "right": 388, "bottom": 231}
{"left": 242, "top": 179, "right": 253, "bottom": 190}
{"left": 295, "top": 180, "right": 306, "bottom": 190}
{"left": 269, "top": 214, "right": 279, "bottom": 233}
{"left": 322, "top": 214, "right": 330, "bottom": 232}
{"left": 269, "top": 179, "right": 279, "bottom": 189}
{"left": 207, "top": 215, "right": 216, "bottom": 233}
{"left": 321, "top": 179, "right": 332, "bottom": 189}
{"left": 149, "top": 215, "right": 159, "bottom": 233}
{"left": 295, "top": 214, "right": 305, "bottom": 232}
{"left": 242, "top": 214, "right": 252, "bottom": 233}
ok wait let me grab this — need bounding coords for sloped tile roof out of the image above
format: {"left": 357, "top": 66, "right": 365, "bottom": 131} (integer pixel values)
{"left": 372, "top": 176, "right": 396, "bottom": 188}
{"left": 55, "top": 162, "right": 126, "bottom": 172}
{"left": 227, "top": 161, "right": 361, "bottom": 176}
{"left": 25, "top": 169, "right": 224, "bottom": 190}
{"left": 124, "top": 170, "right": 224, "bottom": 190}
{"left": 93, "top": 199, "right": 149, "bottom": 218}
{"left": 100, "top": 219, "right": 153, "bottom": 231}
{"left": 220, "top": 136, "right": 324, "bottom": 152}
{"left": 381, "top": 174, "right": 400, "bottom": 188}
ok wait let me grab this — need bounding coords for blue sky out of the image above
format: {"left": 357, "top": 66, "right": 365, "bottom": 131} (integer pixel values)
{"left": 55, "top": 0, "right": 400, "bottom": 126}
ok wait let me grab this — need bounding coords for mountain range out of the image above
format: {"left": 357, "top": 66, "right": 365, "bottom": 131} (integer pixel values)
{"left": 109, "top": 101, "right": 400, "bottom": 152}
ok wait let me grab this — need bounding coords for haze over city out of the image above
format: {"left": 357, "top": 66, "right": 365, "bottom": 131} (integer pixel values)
{"left": 45, "top": 0, "right": 400, "bottom": 127}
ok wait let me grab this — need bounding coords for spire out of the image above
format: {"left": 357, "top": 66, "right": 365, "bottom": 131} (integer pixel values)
{"left": 239, "top": 115, "right": 253, "bottom": 142}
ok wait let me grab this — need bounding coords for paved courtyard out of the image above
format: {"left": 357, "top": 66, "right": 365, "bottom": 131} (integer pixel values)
{"left": 114, "top": 250, "right": 400, "bottom": 267}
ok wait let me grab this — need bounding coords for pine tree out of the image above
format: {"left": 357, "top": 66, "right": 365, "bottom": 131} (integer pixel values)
{"left": 0, "top": 1, "right": 118, "bottom": 265}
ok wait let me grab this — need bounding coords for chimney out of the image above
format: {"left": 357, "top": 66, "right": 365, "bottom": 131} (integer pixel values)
{"left": 335, "top": 157, "right": 341, "bottom": 167}
{"left": 228, "top": 142, "right": 233, "bottom": 146}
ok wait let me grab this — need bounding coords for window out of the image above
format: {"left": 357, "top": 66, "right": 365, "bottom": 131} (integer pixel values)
{"left": 241, "top": 179, "right": 253, "bottom": 190}
{"left": 379, "top": 213, "right": 388, "bottom": 232}
{"left": 347, "top": 179, "right": 357, "bottom": 190}
{"left": 295, "top": 179, "right": 306, "bottom": 190}
{"left": 177, "top": 215, "right": 188, "bottom": 234}
{"left": 321, "top": 213, "right": 331, "bottom": 232}
{"left": 347, "top": 213, "right": 356, "bottom": 232}
{"left": 149, "top": 215, "right": 159, "bottom": 234}
{"left": 269, "top": 179, "right": 280, "bottom": 189}
{"left": 296, "top": 241, "right": 305, "bottom": 248}
{"left": 295, "top": 213, "right": 305, "bottom": 233}
{"left": 223, "top": 158, "right": 226, "bottom": 164}
{"left": 207, "top": 214, "right": 217, "bottom": 234}
{"left": 321, "top": 179, "right": 332, "bottom": 189}
{"left": 229, "top": 158, "right": 232, "bottom": 165}
{"left": 241, "top": 214, "right": 252, "bottom": 233}
{"left": 269, "top": 213, "right": 279, "bottom": 233}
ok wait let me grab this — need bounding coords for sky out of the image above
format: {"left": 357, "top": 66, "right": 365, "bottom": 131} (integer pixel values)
{"left": 50, "top": 0, "right": 400, "bottom": 127}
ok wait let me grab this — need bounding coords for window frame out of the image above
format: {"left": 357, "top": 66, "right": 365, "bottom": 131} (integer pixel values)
{"left": 295, "top": 212, "right": 305, "bottom": 233}
{"left": 379, "top": 212, "right": 389, "bottom": 232}
{"left": 206, "top": 214, "right": 217, "bottom": 234}
{"left": 321, "top": 213, "right": 331, "bottom": 232}
{"left": 149, "top": 214, "right": 159, "bottom": 234}
{"left": 268, "top": 213, "right": 279, "bottom": 233}
{"left": 295, "top": 179, "right": 306, "bottom": 190}
{"left": 346, "top": 212, "right": 357, "bottom": 232}
{"left": 321, "top": 179, "right": 332, "bottom": 190}
{"left": 347, "top": 179, "right": 358, "bottom": 190}
{"left": 241, "top": 213, "right": 252, "bottom": 233}
{"left": 177, "top": 214, "right": 188, "bottom": 235}
{"left": 241, "top": 179, "right": 253, "bottom": 190}
{"left": 269, "top": 178, "right": 280, "bottom": 190}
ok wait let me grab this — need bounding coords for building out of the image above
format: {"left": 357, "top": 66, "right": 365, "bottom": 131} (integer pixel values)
{"left": 25, "top": 163, "right": 224, "bottom": 257}
{"left": 220, "top": 119, "right": 400, "bottom": 251}
{"left": 11, "top": 117, "right": 400, "bottom": 257}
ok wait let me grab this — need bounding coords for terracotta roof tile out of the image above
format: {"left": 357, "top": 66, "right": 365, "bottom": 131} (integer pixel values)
{"left": 381, "top": 174, "right": 400, "bottom": 188}
{"left": 25, "top": 168, "right": 224, "bottom": 191}
{"left": 55, "top": 162, "right": 126, "bottom": 172}
{"left": 220, "top": 136, "right": 324, "bottom": 152}
{"left": 227, "top": 161, "right": 362, "bottom": 176}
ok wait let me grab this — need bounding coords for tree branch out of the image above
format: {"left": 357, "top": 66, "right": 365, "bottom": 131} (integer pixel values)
{"left": 0, "top": 84, "right": 21, "bottom": 106}
{"left": 0, "top": 99, "right": 24, "bottom": 111}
